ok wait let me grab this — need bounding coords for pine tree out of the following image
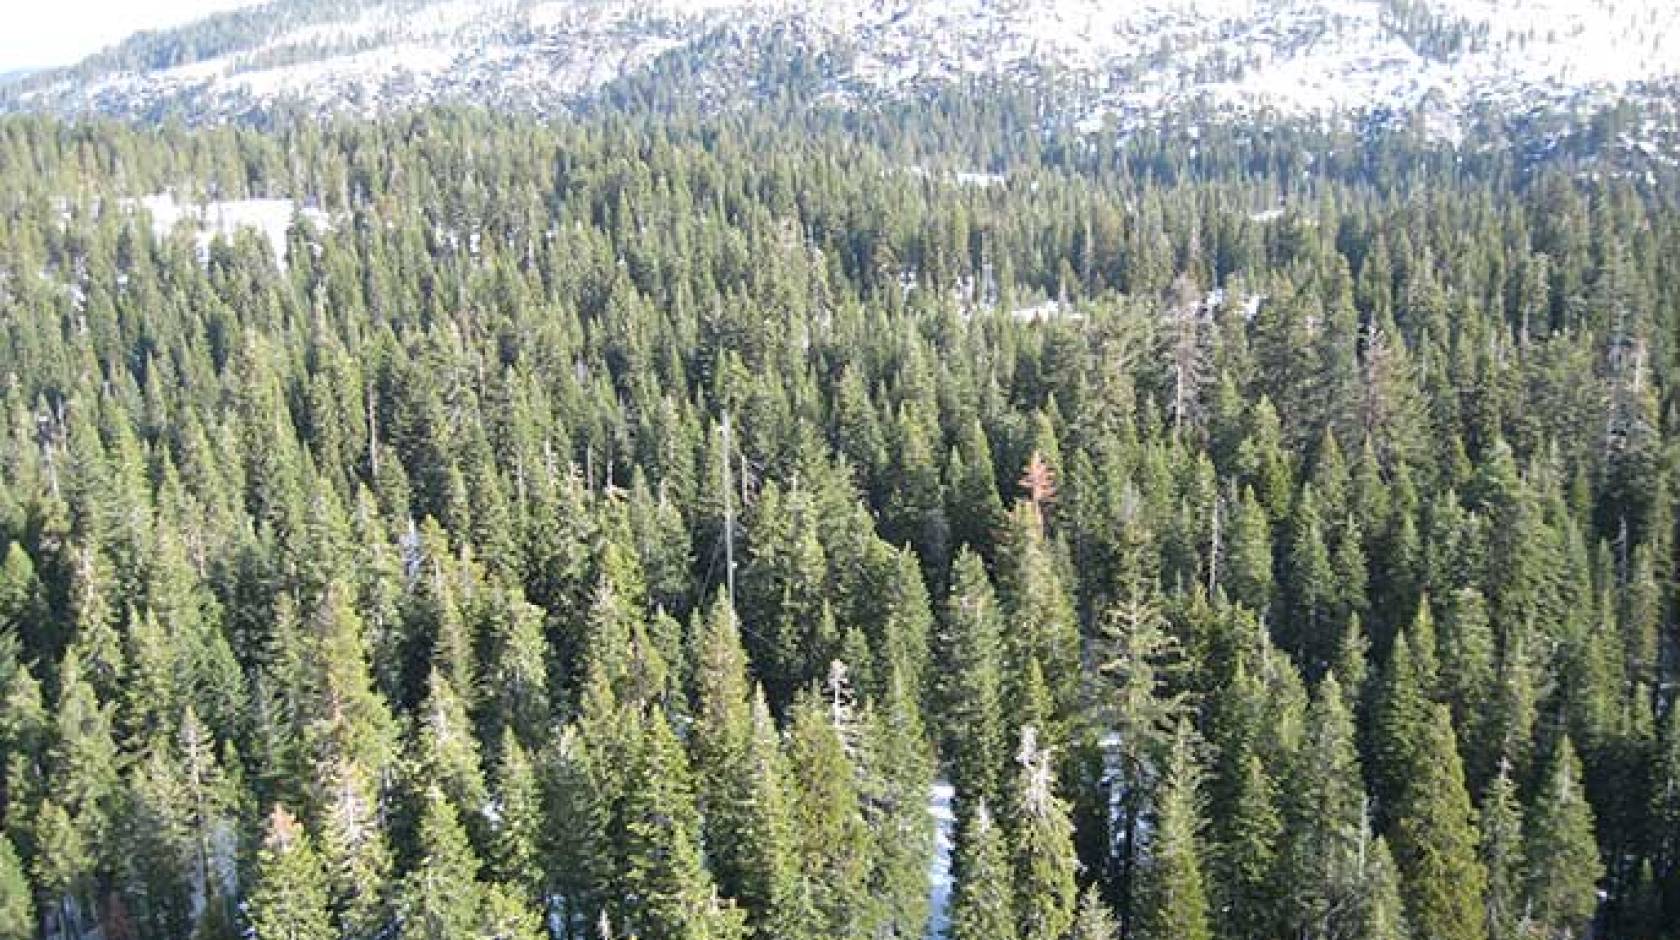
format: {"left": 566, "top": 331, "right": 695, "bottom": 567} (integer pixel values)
{"left": 1390, "top": 703, "right": 1487, "bottom": 940}
{"left": 937, "top": 549, "right": 1008, "bottom": 818}
{"left": 481, "top": 882, "right": 546, "bottom": 940}
{"left": 0, "top": 833, "right": 32, "bottom": 940}
{"left": 1068, "top": 886, "right": 1118, "bottom": 940}
{"left": 1224, "top": 486, "right": 1274, "bottom": 616}
{"left": 1524, "top": 738, "right": 1602, "bottom": 940}
{"left": 1282, "top": 485, "right": 1337, "bottom": 669}
{"left": 738, "top": 691, "right": 814, "bottom": 940}
{"left": 1280, "top": 673, "right": 1375, "bottom": 940}
{"left": 948, "top": 801, "right": 1016, "bottom": 940}
{"left": 1372, "top": 630, "right": 1429, "bottom": 831}
{"left": 1358, "top": 834, "right": 1411, "bottom": 940}
{"left": 1653, "top": 702, "right": 1680, "bottom": 926}
{"left": 1215, "top": 752, "right": 1283, "bottom": 940}
{"left": 44, "top": 649, "right": 121, "bottom": 932}
{"left": 947, "top": 420, "right": 1006, "bottom": 559}
{"left": 1009, "top": 727, "right": 1078, "bottom": 940}
{"left": 787, "top": 688, "right": 873, "bottom": 940}
{"left": 401, "top": 786, "right": 487, "bottom": 940}
{"left": 410, "top": 667, "right": 490, "bottom": 851}
{"left": 315, "top": 756, "right": 394, "bottom": 939}
{"left": 1094, "top": 550, "right": 1190, "bottom": 930}
{"left": 491, "top": 729, "right": 544, "bottom": 906}
{"left": 690, "top": 597, "right": 755, "bottom": 887}
{"left": 1479, "top": 764, "right": 1525, "bottom": 940}
{"left": 247, "top": 806, "right": 333, "bottom": 940}
{"left": 618, "top": 711, "right": 745, "bottom": 940}
{"left": 1136, "top": 720, "right": 1212, "bottom": 940}
{"left": 859, "top": 665, "right": 936, "bottom": 939}
{"left": 996, "top": 501, "right": 1080, "bottom": 726}
{"left": 1440, "top": 588, "right": 1498, "bottom": 790}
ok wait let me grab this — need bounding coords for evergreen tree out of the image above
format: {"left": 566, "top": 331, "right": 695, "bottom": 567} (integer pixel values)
{"left": 949, "top": 801, "right": 1016, "bottom": 940}
{"left": 996, "top": 501, "right": 1080, "bottom": 727}
{"left": 616, "top": 711, "right": 745, "bottom": 940}
{"left": 1478, "top": 764, "right": 1525, "bottom": 940}
{"left": 0, "top": 834, "right": 32, "bottom": 940}
{"left": 1358, "top": 834, "right": 1412, "bottom": 940}
{"left": 1280, "top": 674, "right": 1376, "bottom": 940}
{"left": 1093, "top": 548, "right": 1189, "bottom": 925}
{"left": 860, "top": 665, "right": 936, "bottom": 939}
{"left": 1214, "top": 752, "right": 1283, "bottom": 940}
{"left": 491, "top": 729, "right": 545, "bottom": 907}
{"left": 1524, "top": 738, "right": 1602, "bottom": 940}
{"left": 690, "top": 597, "right": 757, "bottom": 900}
{"left": 1390, "top": 704, "right": 1487, "bottom": 940}
{"left": 1653, "top": 701, "right": 1680, "bottom": 928}
{"left": 737, "top": 691, "right": 813, "bottom": 940}
{"left": 401, "top": 787, "right": 487, "bottom": 940}
{"left": 1136, "top": 720, "right": 1212, "bottom": 940}
{"left": 248, "top": 806, "right": 333, "bottom": 940}
{"left": 1008, "top": 727, "right": 1078, "bottom": 940}
{"left": 1069, "top": 886, "right": 1119, "bottom": 940}
{"left": 937, "top": 549, "right": 1008, "bottom": 818}
{"left": 1224, "top": 486, "right": 1274, "bottom": 616}
{"left": 1372, "top": 630, "right": 1429, "bottom": 830}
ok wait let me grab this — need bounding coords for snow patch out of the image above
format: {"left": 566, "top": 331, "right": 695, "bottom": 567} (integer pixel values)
{"left": 127, "top": 193, "right": 330, "bottom": 269}
{"left": 926, "top": 781, "right": 956, "bottom": 939}
{"left": 1011, "top": 298, "right": 1082, "bottom": 323}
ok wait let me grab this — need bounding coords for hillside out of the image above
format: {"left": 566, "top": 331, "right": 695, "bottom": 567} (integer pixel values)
{"left": 6, "top": 0, "right": 1680, "bottom": 137}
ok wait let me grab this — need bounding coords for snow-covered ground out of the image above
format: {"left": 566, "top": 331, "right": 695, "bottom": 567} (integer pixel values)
{"left": 926, "top": 780, "right": 956, "bottom": 939}
{"left": 126, "top": 193, "right": 330, "bottom": 268}
{"left": 10, "top": 0, "right": 1680, "bottom": 137}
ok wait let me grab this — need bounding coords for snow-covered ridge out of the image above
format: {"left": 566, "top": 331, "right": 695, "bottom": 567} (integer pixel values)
{"left": 6, "top": 0, "right": 1679, "bottom": 135}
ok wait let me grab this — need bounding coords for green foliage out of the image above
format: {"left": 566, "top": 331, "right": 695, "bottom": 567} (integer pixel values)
{"left": 0, "top": 90, "right": 1669, "bottom": 940}
{"left": 1524, "top": 738, "right": 1603, "bottom": 940}
{"left": 938, "top": 548, "right": 1008, "bottom": 817}
{"left": 1136, "top": 721, "right": 1212, "bottom": 940}
{"left": 1069, "top": 886, "right": 1119, "bottom": 940}
{"left": 616, "top": 711, "right": 745, "bottom": 940}
{"left": 247, "top": 807, "right": 332, "bottom": 940}
{"left": 949, "top": 803, "right": 1016, "bottom": 940}
{"left": 1479, "top": 765, "right": 1525, "bottom": 940}
{"left": 401, "top": 787, "right": 486, "bottom": 940}
{"left": 1390, "top": 704, "right": 1488, "bottom": 940}
{"left": 0, "top": 834, "right": 32, "bottom": 940}
{"left": 1008, "top": 727, "right": 1078, "bottom": 940}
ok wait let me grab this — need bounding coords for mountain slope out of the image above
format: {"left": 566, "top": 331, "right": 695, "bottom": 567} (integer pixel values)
{"left": 5, "top": 0, "right": 1679, "bottom": 133}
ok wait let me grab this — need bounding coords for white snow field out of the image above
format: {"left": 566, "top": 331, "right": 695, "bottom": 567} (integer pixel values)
{"left": 12, "top": 0, "right": 1680, "bottom": 135}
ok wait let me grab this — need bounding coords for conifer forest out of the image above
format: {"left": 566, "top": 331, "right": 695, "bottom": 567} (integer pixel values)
{"left": 0, "top": 87, "right": 1677, "bottom": 940}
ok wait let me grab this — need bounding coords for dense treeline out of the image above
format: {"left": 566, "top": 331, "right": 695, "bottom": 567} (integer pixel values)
{"left": 0, "top": 102, "right": 1677, "bottom": 940}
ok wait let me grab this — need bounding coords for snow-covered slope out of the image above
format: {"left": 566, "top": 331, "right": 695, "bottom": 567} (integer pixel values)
{"left": 5, "top": 0, "right": 1678, "bottom": 134}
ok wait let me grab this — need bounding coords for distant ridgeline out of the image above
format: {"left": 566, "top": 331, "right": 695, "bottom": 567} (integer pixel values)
{"left": 5, "top": 0, "right": 1680, "bottom": 151}
{"left": 0, "top": 92, "right": 1676, "bottom": 940}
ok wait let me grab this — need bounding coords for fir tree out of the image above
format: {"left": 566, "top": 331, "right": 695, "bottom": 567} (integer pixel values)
{"left": 1008, "top": 727, "right": 1078, "bottom": 940}
{"left": 1136, "top": 720, "right": 1212, "bottom": 940}
{"left": 491, "top": 729, "right": 544, "bottom": 907}
{"left": 1478, "top": 764, "right": 1525, "bottom": 940}
{"left": 1390, "top": 704, "right": 1487, "bottom": 940}
{"left": 1280, "top": 674, "right": 1375, "bottom": 940}
{"left": 949, "top": 801, "right": 1016, "bottom": 940}
{"left": 401, "top": 787, "right": 487, "bottom": 940}
{"left": 937, "top": 549, "right": 1008, "bottom": 818}
{"left": 247, "top": 806, "right": 333, "bottom": 940}
{"left": 0, "top": 833, "right": 32, "bottom": 940}
{"left": 1068, "top": 886, "right": 1119, "bottom": 940}
{"left": 616, "top": 711, "right": 744, "bottom": 940}
{"left": 1524, "top": 738, "right": 1602, "bottom": 940}
{"left": 1224, "top": 486, "right": 1274, "bottom": 616}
